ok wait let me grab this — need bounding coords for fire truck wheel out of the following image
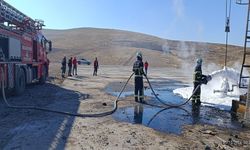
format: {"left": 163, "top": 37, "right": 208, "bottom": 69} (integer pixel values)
{"left": 14, "top": 68, "right": 26, "bottom": 95}
{"left": 39, "top": 66, "right": 47, "bottom": 84}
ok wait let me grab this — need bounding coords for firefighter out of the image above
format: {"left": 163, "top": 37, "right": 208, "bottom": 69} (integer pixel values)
{"left": 144, "top": 61, "right": 149, "bottom": 75}
{"left": 133, "top": 52, "right": 145, "bottom": 102}
{"left": 192, "top": 58, "right": 206, "bottom": 106}
{"left": 192, "top": 103, "right": 200, "bottom": 124}
{"left": 72, "top": 57, "right": 77, "bottom": 76}
{"left": 68, "top": 57, "right": 73, "bottom": 76}
{"left": 61, "top": 56, "right": 66, "bottom": 78}
{"left": 93, "top": 57, "right": 99, "bottom": 76}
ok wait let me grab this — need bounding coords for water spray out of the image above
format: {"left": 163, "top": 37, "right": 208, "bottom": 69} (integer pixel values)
{"left": 211, "top": 67, "right": 239, "bottom": 95}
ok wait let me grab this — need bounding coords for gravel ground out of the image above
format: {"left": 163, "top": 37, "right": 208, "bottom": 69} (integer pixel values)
{"left": 0, "top": 65, "right": 249, "bottom": 150}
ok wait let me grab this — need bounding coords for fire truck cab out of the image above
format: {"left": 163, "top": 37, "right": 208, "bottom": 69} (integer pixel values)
{"left": 0, "top": 0, "right": 52, "bottom": 95}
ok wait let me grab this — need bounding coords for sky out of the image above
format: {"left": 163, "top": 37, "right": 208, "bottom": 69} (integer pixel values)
{"left": 5, "top": 0, "right": 250, "bottom": 46}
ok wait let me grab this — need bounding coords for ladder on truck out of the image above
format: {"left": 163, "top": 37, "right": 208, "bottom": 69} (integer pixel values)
{"left": 0, "top": 0, "right": 44, "bottom": 33}
{"left": 238, "top": 0, "right": 250, "bottom": 88}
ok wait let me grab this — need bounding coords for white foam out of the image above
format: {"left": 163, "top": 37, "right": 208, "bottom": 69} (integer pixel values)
{"left": 173, "top": 67, "right": 248, "bottom": 110}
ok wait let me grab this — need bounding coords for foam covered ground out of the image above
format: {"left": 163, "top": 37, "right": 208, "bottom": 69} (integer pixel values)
{"left": 174, "top": 67, "right": 248, "bottom": 110}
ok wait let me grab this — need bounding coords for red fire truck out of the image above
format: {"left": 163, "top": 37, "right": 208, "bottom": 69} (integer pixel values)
{"left": 0, "top": 0, "right": 52, "bottom": 95}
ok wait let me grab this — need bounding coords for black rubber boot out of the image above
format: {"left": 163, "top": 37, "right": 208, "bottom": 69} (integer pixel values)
{"left": 196, "top": 100, "right": 201, "bottom": 106}
{"left": 192, "top": 100, "right": 196, "bottom": 106}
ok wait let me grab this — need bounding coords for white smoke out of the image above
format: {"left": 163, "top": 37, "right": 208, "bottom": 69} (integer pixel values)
{"left": 176, "top": 41, "right": 200, "bottom": 83}
{"left": 176, "top": 41, "right": 196, "bottom": 58}
{"left": 196, "top": 21, "right": 205, "bottom": 41}
{"left": 172, "top": 0, "right": 185, "bottom": 18}
{"left": 232, "top": 62, "right": 242, "bottom": 72}
{"left": 162, "top": 41, "right": 171, "bottom": 54}
{"left": 165, "top": 0, "right": 185, "bottom": 35}
{"left": 204, "top": 63, "right": 221, "bottom": 75}
{"left": 164, "top": 0, "right": 206, "bottom": 43}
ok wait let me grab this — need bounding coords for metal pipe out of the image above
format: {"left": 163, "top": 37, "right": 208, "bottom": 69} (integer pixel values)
{"left": 243, "top": 77, "right": 250, "bottom": 126}
{"left": 225, "top": 32, "right": 228, "bottom": 67}
{"left": 213, "top": 84, "right": 238, "bottom": 93}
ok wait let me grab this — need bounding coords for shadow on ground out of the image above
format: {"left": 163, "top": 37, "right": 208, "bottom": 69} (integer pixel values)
{"left": 0, "top": 82, "right": 87, "bottom": 149}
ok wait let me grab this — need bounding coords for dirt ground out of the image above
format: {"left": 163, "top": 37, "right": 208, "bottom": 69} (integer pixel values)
{"left": 0, "top": 64, "right": 250, "bottom": 150}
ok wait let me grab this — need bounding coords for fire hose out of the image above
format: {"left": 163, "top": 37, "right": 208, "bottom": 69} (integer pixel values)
{"left": 1, "top": 67, "right": 134, "bottom": 117}
{"left": 1, "top": 67, "right": 204, "bottom": 117}
{"left": 147, "top": 106, "right": 192, "bottom": 126}
{"left": 144, "top": 74, "right": 202, "bottom": 107}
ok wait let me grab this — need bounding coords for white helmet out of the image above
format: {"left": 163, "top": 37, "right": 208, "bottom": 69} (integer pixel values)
{"left": 136, "top": 51, "right": 142, "bottom": 59}
{"left": 196, "top": 58, "right": 202, "bottom": 65}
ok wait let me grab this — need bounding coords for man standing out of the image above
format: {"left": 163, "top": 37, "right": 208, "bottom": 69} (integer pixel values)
{"left": 192, "top": 58, "right": 206, "bottom": 106}
{"left": 133, "top": 52, "right": 145, "bottom": 103}
{"left": 144, "top": 61, "right": 148, "bottom": 75}
{"left": 93, "top": 57, "right": 99, "bottom": 76}
{"left": 61, "top": 56, "right": 66, "bottom": 78}
{"left": 68, "top": 57, "right": 73, "bottom": 76}
{"left": 72, "top": 57, "right": 77, "bottom": 76}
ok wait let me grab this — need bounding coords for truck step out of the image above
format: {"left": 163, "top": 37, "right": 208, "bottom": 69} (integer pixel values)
{"left": 243, "top": 65, "right": 250, "bottom": 67}
{"left": 241, "top": 76, "right": 250, "bottom": 78}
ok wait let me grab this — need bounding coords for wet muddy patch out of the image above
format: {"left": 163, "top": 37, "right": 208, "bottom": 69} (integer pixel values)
{"left": 104, "top": 82, "right": 134, "bottom": 98}
{"left": 112, "top": 101, "right": 242, "bottom": 135}
{"left": 105, "top": 81, "right": 242, "bottom": 135}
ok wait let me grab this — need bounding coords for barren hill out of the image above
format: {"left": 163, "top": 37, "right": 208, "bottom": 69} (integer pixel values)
{"left": 43, "top": 28, "right": 246, "bottom": 69}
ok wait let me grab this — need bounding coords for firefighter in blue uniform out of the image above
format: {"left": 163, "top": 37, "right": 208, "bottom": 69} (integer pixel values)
{"left": 133, "top": 52, "right": 145, "bottom": 103}
{"left": 192, "top": 58, "right": 206, "bottom": 106}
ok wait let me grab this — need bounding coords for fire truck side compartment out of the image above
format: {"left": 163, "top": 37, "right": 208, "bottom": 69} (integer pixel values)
{"left": 0, "top": 36, "right": 9, "bottom": 59}
{"left": 9, "top": 37, "right": 21, "bottom": 60}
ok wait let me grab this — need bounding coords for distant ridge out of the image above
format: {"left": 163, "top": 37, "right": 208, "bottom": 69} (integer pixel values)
{"left": 43, "top": 27, "right": 246, "bottom": 68}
